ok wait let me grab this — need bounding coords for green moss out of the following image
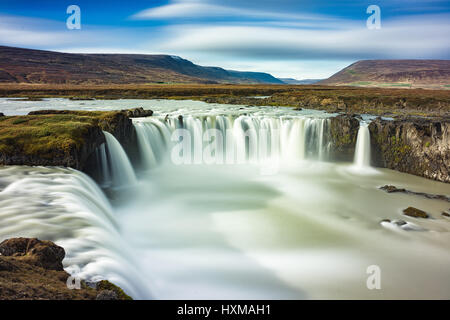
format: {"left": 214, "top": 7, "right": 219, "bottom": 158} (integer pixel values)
{"left": 376, "top": 134, "right": 412, "bottom": 164}
{"left": 96, "top": 280, "right": 132, "bottom": 300}
{"left": 0, "top": 111, "right": 121, "bottom": 159}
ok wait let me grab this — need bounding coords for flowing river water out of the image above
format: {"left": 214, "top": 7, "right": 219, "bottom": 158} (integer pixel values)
{"left": 0, "top": 98, "right": 449, "bottom": 299}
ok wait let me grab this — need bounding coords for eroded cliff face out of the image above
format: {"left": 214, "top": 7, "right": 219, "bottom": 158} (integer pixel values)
{"left": 328, "top": 114, "right": 449, "bottom": 183}
{"left": 0, "top": 124, "right": 104, "bottom": 170}
{"left": 369, "top": 118, "right": 449, "bottom": 183}
{"left": 328, "top": 114, "right": 360, "bottom": 162}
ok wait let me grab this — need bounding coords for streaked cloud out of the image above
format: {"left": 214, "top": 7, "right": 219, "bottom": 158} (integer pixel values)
{"left": 0, "top": 0, "right": 449, "bottom": 79}
{"left": 132, "top": 0, "right": 330, "bottom": 21}
{"left": 155, "top": 14, "right": 450, "bottom": 60}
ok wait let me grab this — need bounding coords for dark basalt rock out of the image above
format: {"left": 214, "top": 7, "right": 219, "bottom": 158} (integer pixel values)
{"left": 403, "top": 207, "right": 429, "bottom": 219}
{"left": 379, "top": 185, "right": 450, "bottom": 202}
{"left": 122, "top": 107, "right": 153, "bottom": 118}
{"left": 0, "top": 237, "right": 65, "bottom": 271}
{"left": 380, "top": 185, "right": 406, "bottom": 193}
{"left": 0, "top": 237, "right": 133, "bottom": 300}
{"left": 442, "top": 211, "right": 450, "bottom": 218}
{"left": 369, "top": 117, "right": 449, "bottom": 183}
{"left": 96, "top": 290, "right": 118, "bottom": 300}
{"left": 0, "top": 112, "right": 4, "bottom": 117}
{"left": 328, "top": 114, "right": 360, "bottom": 162}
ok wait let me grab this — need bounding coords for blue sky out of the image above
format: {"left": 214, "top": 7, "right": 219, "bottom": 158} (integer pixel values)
{"left": 0, "top": 0, "right": 449, "bottom": 79}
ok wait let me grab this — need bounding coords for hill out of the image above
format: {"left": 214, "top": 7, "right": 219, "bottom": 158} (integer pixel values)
{"left": 319, "top": 60, "right": 450, "bottom": 89}
{"left": 0, "top": 46, "right": 283, "bottom": 85}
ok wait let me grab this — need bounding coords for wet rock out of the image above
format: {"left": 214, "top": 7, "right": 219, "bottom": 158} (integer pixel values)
{"left": 442, "top": 211, "right": 450, "bottom": 218}
{"left": 328, "top": 114, "right": 360, "bottom": 162}
{"left": 380, "top": 185, "right": 406, "bottom": 193}
{"left": 122, "top": 107, "right": 153, "bottom": 118}
{"left": 380, "top": 219, "right": 391, "bottom": 223}
{"left": 96, "top": 280, "right": 132, "bottom": 300}
{"left": 403, "top": 207, "right": 429, "bottom": 219}
{"left": 292, "top": 107, "right": 303, "bottom": 111}
{"left": 379, "top": 185, "right": 450, "bottom": 202}
{"left": 393, "top": 220, "right": 407, "bottom": 226}
{"left": 96, "top": 290, "right": 118, "bottom": 300}
{"left": 0, "top": 237, "right": 65, "bottom": 271}
{"left": 369, "top": 118, "right": 449, "bottom": 183}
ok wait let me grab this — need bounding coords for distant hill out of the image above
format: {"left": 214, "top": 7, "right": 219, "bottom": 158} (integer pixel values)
{"left": 319, "top": 60, "right": 450, "bottom": 89}
{"left": 279, "top": 78, "right": 322, "bottom": 84}
{"left": 0, "top": 46, "right": 283, "bottom": 85}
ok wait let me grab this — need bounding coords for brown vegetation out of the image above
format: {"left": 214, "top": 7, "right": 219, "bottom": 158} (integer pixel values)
{"left": 1, "top": 83, "right": 448, "bottom": 117}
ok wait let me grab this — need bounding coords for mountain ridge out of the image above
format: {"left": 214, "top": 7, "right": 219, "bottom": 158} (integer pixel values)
{"left": 319, "top": 60, "right": 450, "bottom": 88}
{"left": 0, "top": 46, "right": 283, "bottom": 85}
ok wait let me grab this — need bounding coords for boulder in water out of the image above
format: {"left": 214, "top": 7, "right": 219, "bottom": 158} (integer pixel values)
{"left": 380, "top": 185, "right": 406, "bottom": 193}
{"left": 442, "top": 211, "right": 450, "bottom": 218}
{"left": 403, "top": 207, "right": 429, "bottom": 218}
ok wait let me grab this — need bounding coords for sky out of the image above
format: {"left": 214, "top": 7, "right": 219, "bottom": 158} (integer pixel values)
{"left": 0, "top": 0, "right": 449, "bottom": 79}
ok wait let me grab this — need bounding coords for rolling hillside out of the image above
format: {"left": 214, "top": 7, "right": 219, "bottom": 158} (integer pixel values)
{"left": 319, "top": 60, "right": 450, "bottom": 88}
{"left": 0, "top": 46, "right": 283, "bottom": 85}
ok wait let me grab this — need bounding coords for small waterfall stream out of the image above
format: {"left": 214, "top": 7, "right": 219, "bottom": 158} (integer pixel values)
{"left": 353, "top": 123, "right": 371, "bottom": 168}
{"left": 103, "top": 131, "right": 137, "bottom": 186}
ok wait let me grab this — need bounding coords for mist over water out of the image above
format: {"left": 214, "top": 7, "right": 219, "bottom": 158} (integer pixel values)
{"left": 0, "top": 99, "right": 449, "bottom": 299}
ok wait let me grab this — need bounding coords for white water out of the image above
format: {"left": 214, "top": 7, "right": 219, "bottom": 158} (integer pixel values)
{"left": 134, "top": 115, "right": 330, "bottom": 170}
{"left": 354, "top": 123, "right": 371, "bottom": 168}
{"left": 0, "top": 166, "right": 151, "bottom": 299}
{"left": 103, "top": 131, "right": 137, "bottom": 187}
{"left": 1, "top": 99, "right": 449, "bottom": 299}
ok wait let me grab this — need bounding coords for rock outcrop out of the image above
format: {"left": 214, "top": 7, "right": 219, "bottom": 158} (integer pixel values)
{"left": 0, "top": 238, "right": 65, "bottom": 271}
{"left": 369, "top": 118, "right": 449, "bottom": 182}
{"left": 328, "top": 114, "right": 360, "bottom": 161}
{"left": 0, "top": 110, "right": 139, "bottom": 175}
{"left": 0, "top": 237, "right": 132, "bottom": 300}
{"left": 122, "top": 107, "right": 153, "bottom": 118}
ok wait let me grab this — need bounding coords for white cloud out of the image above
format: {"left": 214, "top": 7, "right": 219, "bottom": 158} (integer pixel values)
{"left": 154, "top": 14, "right": 450, "bottom": 60}
{"left": 132, "top": 0, "right": 333, "bottom": 22}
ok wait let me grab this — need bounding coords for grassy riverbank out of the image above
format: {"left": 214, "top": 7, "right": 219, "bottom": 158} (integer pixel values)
{"left": 1, "top": 84, "right": 449, "bottom": 118}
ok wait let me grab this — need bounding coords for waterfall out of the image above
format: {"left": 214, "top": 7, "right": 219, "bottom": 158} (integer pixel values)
{"left": 133, "top": 115, "right": 329, "bottom": 168}
{"left": 103, "top": 131, "right": 137, "bottom": 186}
{"left": 98, "top": 143, "right": 111, "bottom": 186}
{"left": 0, "top": 166, "right": 152, "bottom": 299}
{"left": 353, "top": 123, "right": 371, "bottom": 168}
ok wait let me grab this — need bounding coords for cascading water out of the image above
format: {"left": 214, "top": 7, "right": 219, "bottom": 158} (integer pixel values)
{"left": 0, "top": 166, "right": 152, "bottom": 299}
{"left": 2, "top": 99, "right": 450, "bottom": 300}
{"left": 103, "top": 131, "right": 137, "bottom": 186}
{"left": 134, "top": 115, "right": 330, "bottom": 168}
{"left": 353, "top": 122, "right": 371, "bottom": 168}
